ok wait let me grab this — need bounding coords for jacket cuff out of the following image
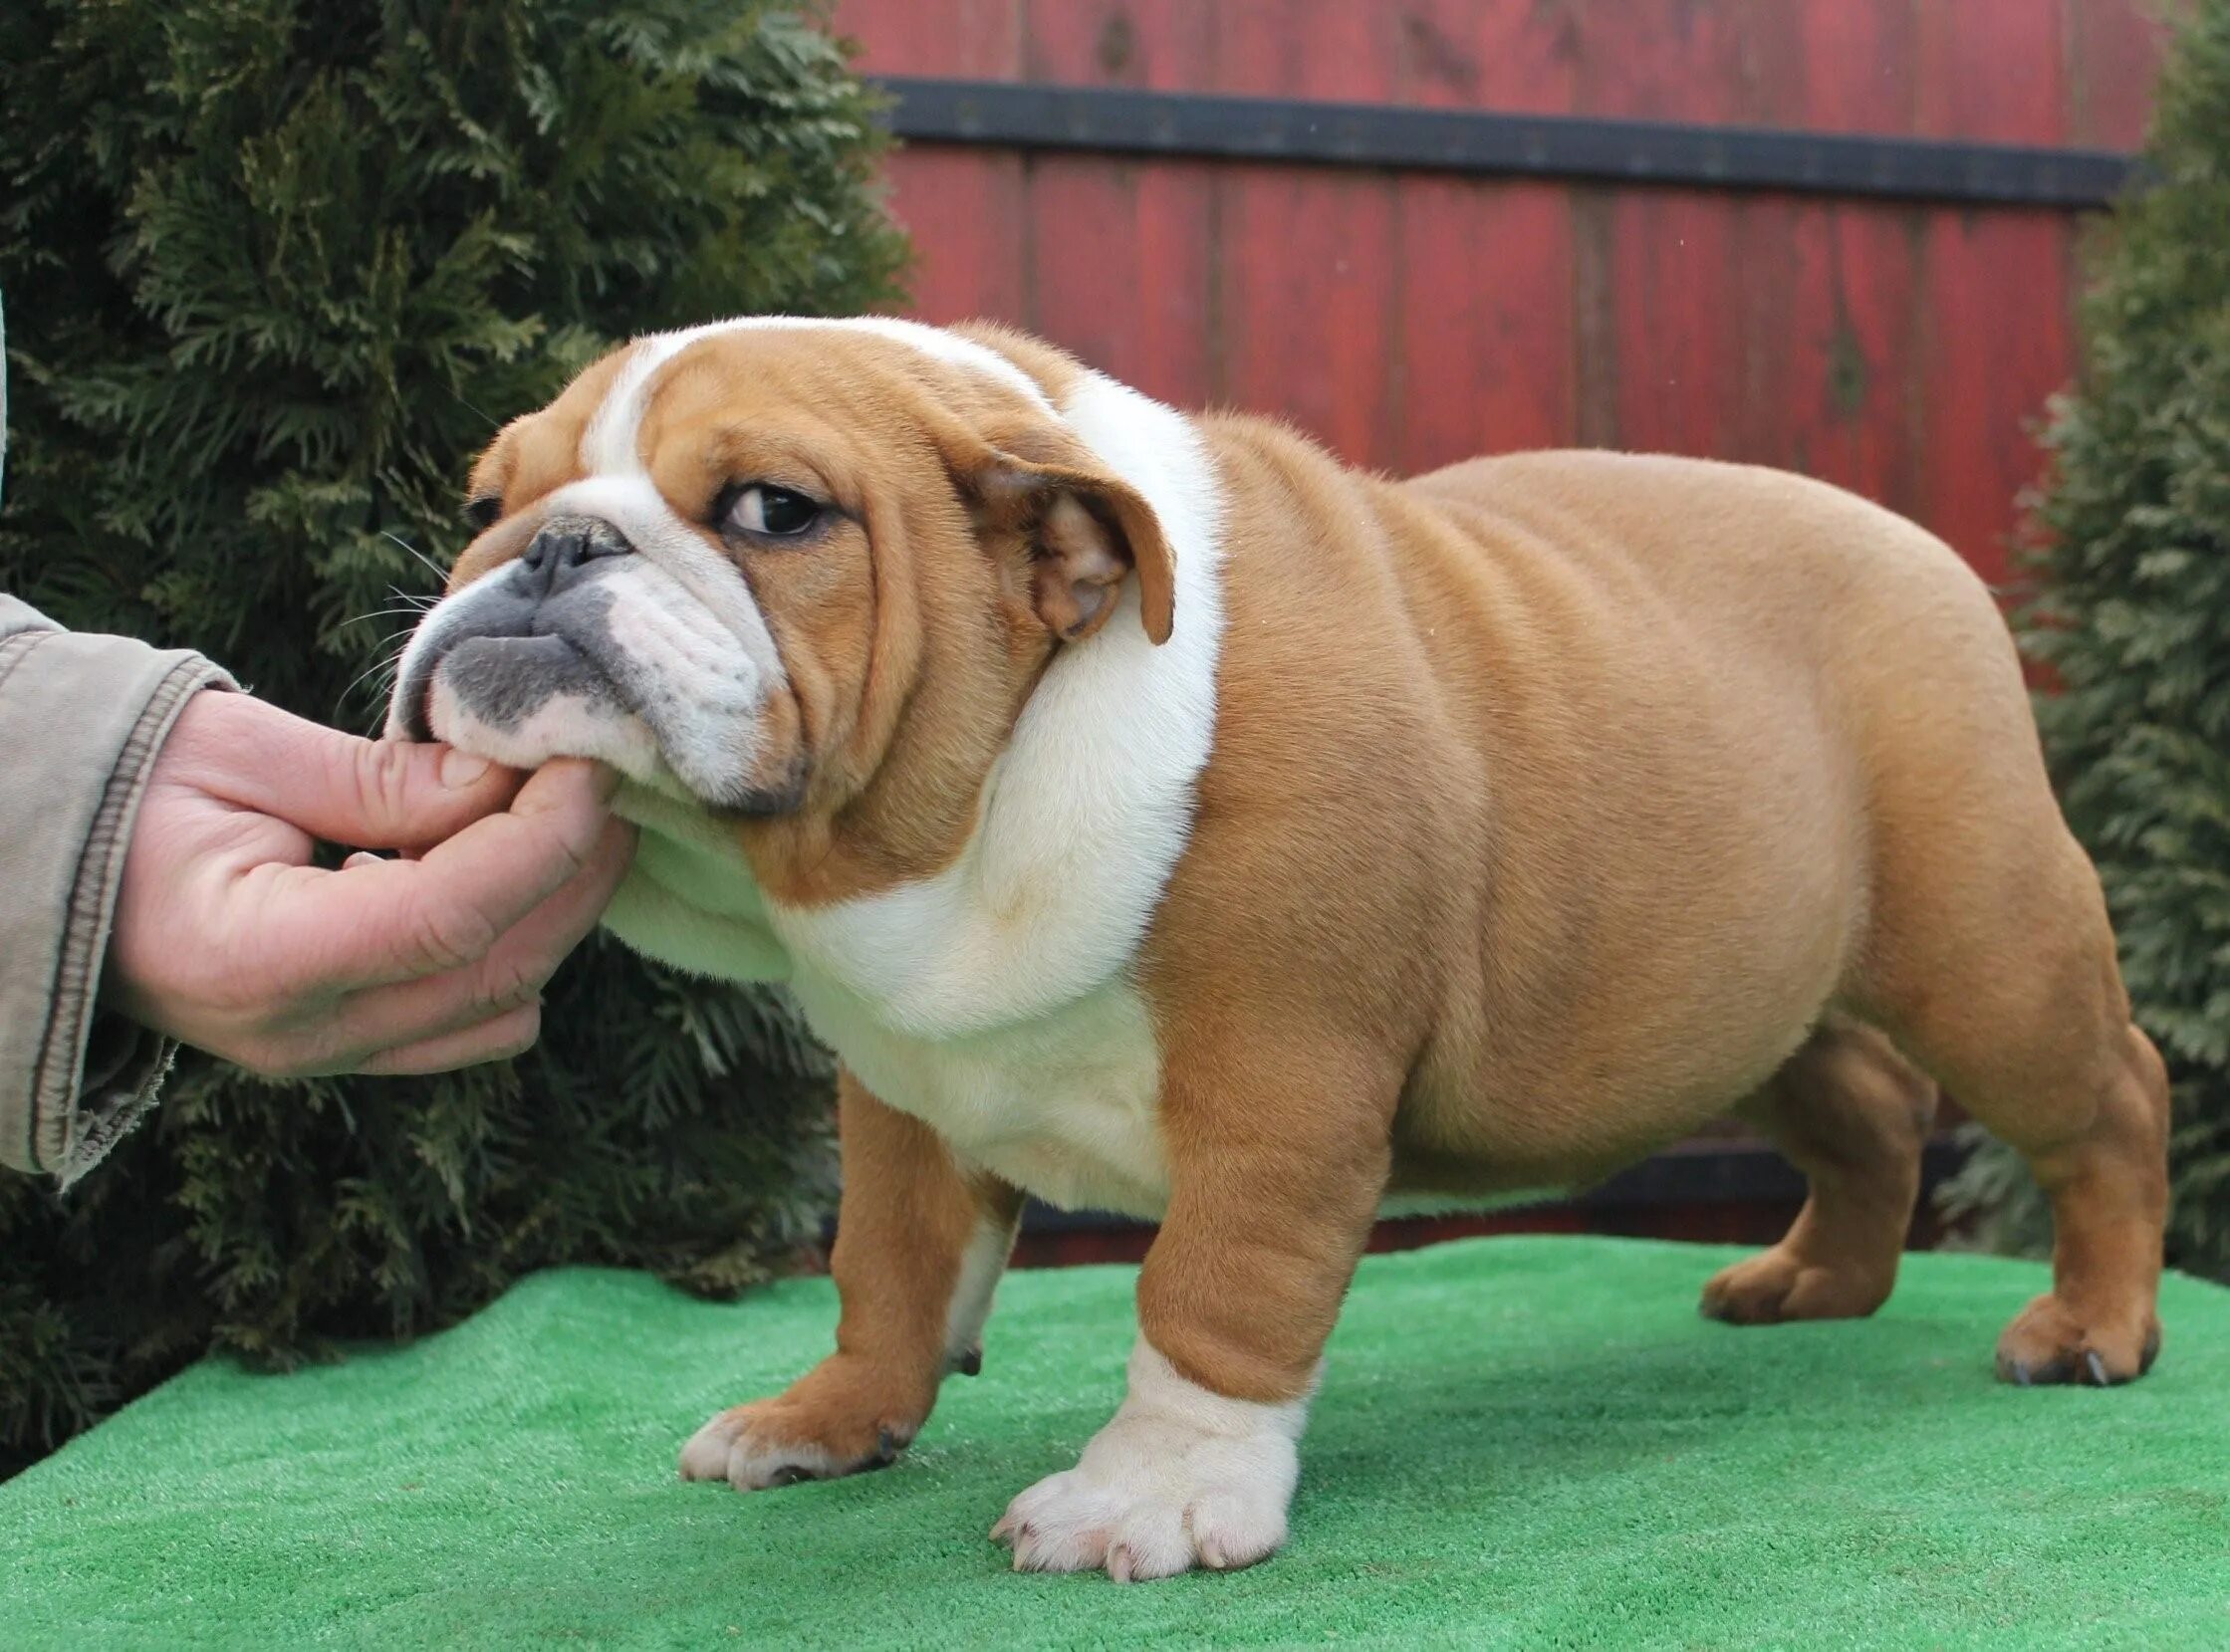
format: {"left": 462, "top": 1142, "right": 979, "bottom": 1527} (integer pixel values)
{"left": 0, "top": 612, "right": 234, "bottom": 1183}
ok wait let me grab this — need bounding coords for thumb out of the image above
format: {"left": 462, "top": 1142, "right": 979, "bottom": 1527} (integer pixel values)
{"left": 178, "top": 691, "right": 529, "bottom": 850}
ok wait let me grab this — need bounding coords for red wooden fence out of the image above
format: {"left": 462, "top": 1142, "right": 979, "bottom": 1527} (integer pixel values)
{"left": 833, "top": 0, "right": 2167, "bottom": 587}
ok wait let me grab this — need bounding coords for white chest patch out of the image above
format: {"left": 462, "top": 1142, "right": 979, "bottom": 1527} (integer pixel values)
{"left": 606, "top": 781, "right": 791, "bottom": 983}
{"left": 792, "top": 971, "right": 1169, "bottom": 1218}
{"left": 597, "top": 341, "right": 1225, "bottom": 1218}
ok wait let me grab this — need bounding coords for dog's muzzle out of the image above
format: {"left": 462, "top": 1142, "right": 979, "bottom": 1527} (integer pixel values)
{"left": 394, "top": 516, "right": 634, "bottom": 743}
{"left": 387, "top": 491, "right": 793, "bottom": 813}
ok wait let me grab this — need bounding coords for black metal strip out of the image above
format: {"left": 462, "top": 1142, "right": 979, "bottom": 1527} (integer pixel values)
{"left": 873, "top": 77, "right": 2135, "bottom": 209}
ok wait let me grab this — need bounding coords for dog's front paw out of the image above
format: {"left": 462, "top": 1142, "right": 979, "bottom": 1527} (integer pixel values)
{"left": 991, "top": 1341, "right": 1310, "bottom": 1581}
{"left": 679, "top": 1356, "right": 926, "bottom": 1491}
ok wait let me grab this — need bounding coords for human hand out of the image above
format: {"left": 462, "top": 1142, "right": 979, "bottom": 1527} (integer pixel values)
{"left": 106, "top": 690, "right": 635, "bottom": 1077}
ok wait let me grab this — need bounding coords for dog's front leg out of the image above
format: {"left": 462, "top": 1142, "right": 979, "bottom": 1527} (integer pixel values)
{"left": 680, "top": 1069, "right": 1023, "bottom": 1490}
{"left": 994, "top": 1039, "right": 1393, "bottom": 1580}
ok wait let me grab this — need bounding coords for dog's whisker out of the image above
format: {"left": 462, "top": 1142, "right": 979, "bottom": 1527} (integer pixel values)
{"left": 379, "top": 530, "right": 453, "bottom": 588}
{"left": 333, "top": 605, "right": 435, "bottom": 633}
{"left": 451, "top": 387, "right": 501, "bottom": 432}
{"left": 335, "top": 633, "right": 415, "bottom": 713}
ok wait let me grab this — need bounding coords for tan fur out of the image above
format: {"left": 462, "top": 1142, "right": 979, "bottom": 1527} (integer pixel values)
{"left": 1700, "top": 1016, "right": 1938, "bottom": 1323}
{"left": 1125, "top": 435, "right": 2164, "bottom": 1400}
{"left": 446, "top": 322, "right": 2167, "bottom": 1479}
{"left": 690, "top": 1072, "right": 1022, "bottom": 1476}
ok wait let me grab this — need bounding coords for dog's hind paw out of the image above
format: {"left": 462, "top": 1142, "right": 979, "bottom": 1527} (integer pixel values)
{"left": 1699, "top": 1246, "right": 1893, "bottom": 1324}
{"left": 1995, "top": 1292, "right": 2161, "bottom": 1387}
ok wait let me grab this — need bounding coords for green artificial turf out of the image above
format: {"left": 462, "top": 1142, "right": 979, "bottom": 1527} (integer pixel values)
{"left": 4, "top": 1235, "right": 2227, "bottom": 1649}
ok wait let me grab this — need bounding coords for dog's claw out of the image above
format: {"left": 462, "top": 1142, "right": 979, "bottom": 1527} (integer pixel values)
{"left": 2084, "top": 1349, "right": 2111, "bottom": 1387}
{"left": 989, "top": 1512, "right": 1017, "bottom": 1545}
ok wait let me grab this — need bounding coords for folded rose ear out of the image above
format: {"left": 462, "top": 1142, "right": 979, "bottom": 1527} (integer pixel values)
{"left": 967, "top": 443, "right": 1177, "bottom": 646}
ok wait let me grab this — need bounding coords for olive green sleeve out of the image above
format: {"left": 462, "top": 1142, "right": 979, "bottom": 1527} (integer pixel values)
{"left": 0, "top": 595, "right": 235, "bottom": 1183}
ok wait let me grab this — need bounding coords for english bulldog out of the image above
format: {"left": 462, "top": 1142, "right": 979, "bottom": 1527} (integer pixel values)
{"left": 388, "top": 317, "right": 2168, "bottom": 1580}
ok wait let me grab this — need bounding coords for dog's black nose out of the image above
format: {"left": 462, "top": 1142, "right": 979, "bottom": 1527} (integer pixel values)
{"left": 521, "top": 521, "right": 629, "bottom": 594}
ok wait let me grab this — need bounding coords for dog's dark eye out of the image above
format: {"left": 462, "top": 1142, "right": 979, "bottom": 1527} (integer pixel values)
{"left": 721, "top": 483, "right": 822, "bottom": 539}
{"left": 464, "top": 496, "right": 501, "bottom": 532}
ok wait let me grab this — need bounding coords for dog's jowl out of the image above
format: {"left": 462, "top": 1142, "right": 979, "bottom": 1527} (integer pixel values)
{"left": 390, "top": 317, "right": 2169, "bottom": 1580}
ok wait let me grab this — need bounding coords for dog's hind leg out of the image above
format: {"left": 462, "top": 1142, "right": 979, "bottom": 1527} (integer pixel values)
{"left": 1701, "top": 1015, "right": 1938, "bottom": 1324}
{"left": 1862, "top": 830, "right": 2169, "bottom": 1385}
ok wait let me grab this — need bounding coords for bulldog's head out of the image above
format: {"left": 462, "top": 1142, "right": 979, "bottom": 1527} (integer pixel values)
{"left": 387, "top": 319, "right": 1175, "bottom": 852}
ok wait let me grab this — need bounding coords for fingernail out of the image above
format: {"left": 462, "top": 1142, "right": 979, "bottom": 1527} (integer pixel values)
{"left": 588, "top": 762, "right": 622, "bottom": 804}
{"left": 440, "top": 748, "right": 493, "bottom": 790}
{"left": 344, "top": 851, "right": 382, "bottom": 870}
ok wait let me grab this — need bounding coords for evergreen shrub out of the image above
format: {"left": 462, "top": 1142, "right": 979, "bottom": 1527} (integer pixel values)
{"left": 1942, "top": 0, "right": 2230, "bottom": 1280}
{"left": 0, "top": 0, "right": 905, "bottom": 1478}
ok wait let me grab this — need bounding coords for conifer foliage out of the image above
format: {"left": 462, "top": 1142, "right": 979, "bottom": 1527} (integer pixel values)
{"left": 0, "top": 0, "right": 903, "bottom": 1476}
{"left": 1942, "top": 1, "right": 2230, "bottom": 1277}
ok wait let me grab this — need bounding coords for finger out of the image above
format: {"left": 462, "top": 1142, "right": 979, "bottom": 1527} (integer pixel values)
{"left": 255, "top": 759, "right": 624, "bottom": 991}
{"left": 356, "top": 1002, "right": 546, "bottom": 1077}
{"left": 319, "top": 817, "right": 633, "bottom": 1057}
{"left": 179, "top": 692, "right": 526, "bottom": 851}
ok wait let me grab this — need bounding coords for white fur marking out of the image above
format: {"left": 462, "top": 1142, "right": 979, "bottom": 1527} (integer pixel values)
{"left": 995, "top": 1339, "right": 1313, "bottom": 1579}
{"left": 770, "top": 367, "right": 1226, "bottom": 1042}
{"left": 943, "top": 1216, "right": 1016, "bottom": 1368}
{"left": 542, "top": 473, "right": 784, "bottom": 684}
{"left": 766, "top": 367, "right": 1223, "bottom": 1214}
{"left": 678, "top": 1411, "right": 842, "bottom": 1492}
{"left": 605, "top": 782, "right": 791, "bottom": 982}
{"left": 585, "top": 315, "right": 1055, "bottom": 478}
{"left": 427, "top": 674, "right": 662, "bottom": 778}
{"left": 791, "top": 974, "right": 1168, "bottom": 1218}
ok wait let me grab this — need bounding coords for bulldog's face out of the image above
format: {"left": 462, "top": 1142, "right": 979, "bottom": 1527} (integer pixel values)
{"left": 388, "top": 319, "right": 1172, "bottom": 835}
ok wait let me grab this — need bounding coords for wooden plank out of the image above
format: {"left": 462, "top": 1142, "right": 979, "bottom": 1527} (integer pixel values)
{"left": 1015, "top": 2, "right": 1216, "bottom": 400}
{"left": 1213, "top": 162, "right": 1403, "bottom": 467}
{"left": 1018, "top": 154, "right": 1216, "bottom": 407}
{"left": 1020, "top": 0, "right": 1215, "bottom": 89}
{"left": 1198, "top": 0, "right": 1402, "bottom": 100}
{"left": 831, "top": 0, "right": 1027, "bottom": 329}
{"left": 1786, "top": 205, "right": 1924, "bottom": 518}
{"left": 1754, "top": 2, "right": 1922, "bottom": 513}
{"left": 829, "top": 0, "right": 1024, "bottom": 78}
{"left": 1384, "top": 2, "right": 1586, "bottom": 462}
{"left": 877, "top": 148, "right": 1028, "bottom": 327}
{"left": 1395, "top": 177, "right": 1577, "bottom": 468}
{"left": 1568, "top": 0, "right": 1750, "bottom": 123}
{"left": 1915, "top": 0, "right": 2065, "bottom": 142}
{"left": 2064, "top": 0, "right": 2172, "bottom": 150}
{"left": 1576, "top": 0, "right": 1748, "bottom": 457}
{"left": 1913, "top": 209, "right": 2071, "bottom": 587}
{"left": 1908, "top": 0, "right": 2068, "bottom": 581}
{"left": 1202, "top": 4, "right": 1405, "bottom": 465}
{"left": 1604, "top": 188, "right": 1739, "bottom": 459}
{"left": 1778, "top": 0, "right": 1920, "bottom": 133}
{"left": 1384, "top": 0, "right": 1581, "bottom": 114}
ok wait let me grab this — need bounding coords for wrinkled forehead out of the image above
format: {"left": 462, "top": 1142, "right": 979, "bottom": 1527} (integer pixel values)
{"left": 474, "top": 318, "right": 1054, "bottom": 501}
